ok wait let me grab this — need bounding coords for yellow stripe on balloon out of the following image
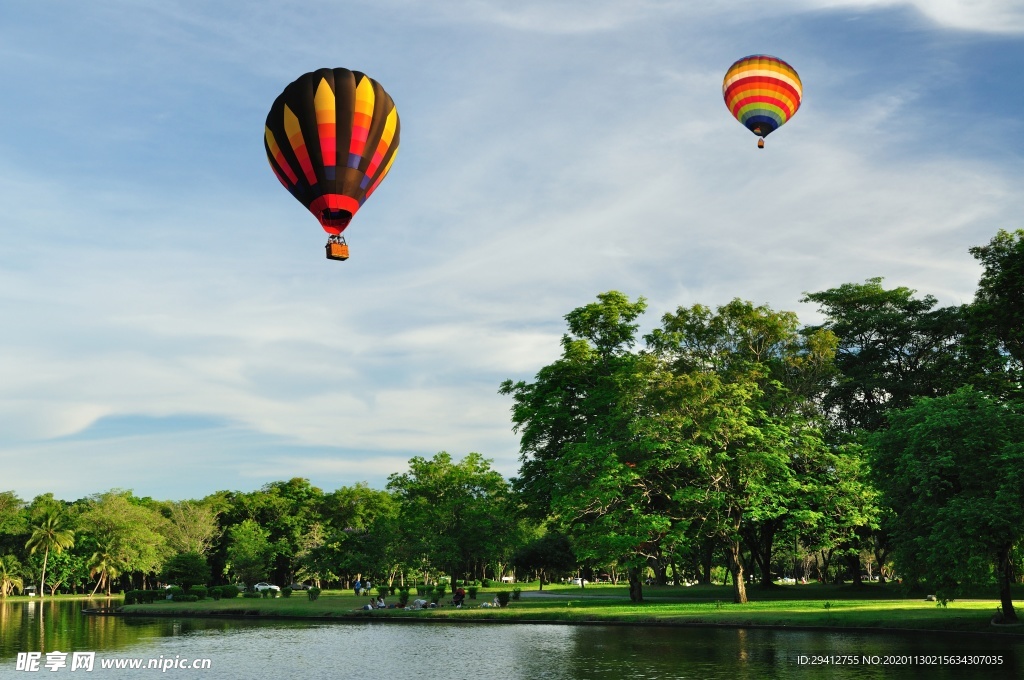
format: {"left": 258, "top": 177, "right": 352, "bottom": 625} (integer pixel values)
{"left": 284, "top": 104, "right": 318, "bottom": 185}
{"left": 264, "top": 126, "right": 297, "bottom": 185}
{"left": 365, "top": 146, "right": 398, "bottom": 198}
{"left": 314, "top": 78, "right": 336, "bottom": 167}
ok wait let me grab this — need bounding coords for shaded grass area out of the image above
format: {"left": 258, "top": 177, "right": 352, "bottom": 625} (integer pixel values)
{"left": 121, "top": 584, "right": 1023, "bottom": 635}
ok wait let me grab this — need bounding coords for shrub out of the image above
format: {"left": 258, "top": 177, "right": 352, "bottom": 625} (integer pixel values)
{"left": 173, "top": 593, "right": 199, "bottom": 602}
{"left": 512, "top": 587, "right": 522, "bottom": 601}
{"left": 129, "top": 590, "right": 160, "bottom": 604}
{"left": 376, "top": 586, "right": 389, "bottom": 599}
{"left": 307, "top": 587, "right": 321, "bottom": 601}
{"left": 467, "top": 586, "right": 478, "bottom": 600}
{"left": 220, "top": 585, "right": 240, "bottom": 599}
{"left": 166, "top": 586, "right": 184, "bottom": 599}
{"left": 496, "top": 591, "right": 510, "bottom": 607}
{"left": 210, "top": 587, "right": 222, "bottom": 600}
{"left": 481, "top": 579, "right": 491, "bottom": 588}
{"left": 434, "top": 584, "right": 447, "bottom": 598}
{"left": 261, "top": 589, "right": 271, "bottom": 599}
{"left": 398, "top": 589, "right": 410, "bottom": 607}
{"left": 160, "top": 552, "right": 212, "bottom": 592}
{"left": 190, "top": 585, "right": 208, "bottom": 600}
{"left": 416, "top": 585, "right": 429, "bottom": 596}
{"left": 282, "top": 587, "right": 293, "bottom": 598}
{"left": 243, "top": 591, "right": 261, "bottom": 598}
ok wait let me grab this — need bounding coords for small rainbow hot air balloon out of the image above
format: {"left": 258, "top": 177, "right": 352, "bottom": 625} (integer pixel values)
{"left": 723, "top": 55, "right": 802, "bottom": 149}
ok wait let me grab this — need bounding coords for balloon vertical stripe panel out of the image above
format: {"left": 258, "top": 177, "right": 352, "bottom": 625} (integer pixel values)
{"left": 361, "top": 106, "right": 398, "bottom": 190}
{"left": 348, "top": 77, "right": 375, "bottom": 168}
{"left": 265, "top": 127, "right": 298, "bottom": 186}
{"left": 265, "top": 68, "right": 400, "bottom": 236}
{"left": 364, "top": 152, "right": 396, "bottom": 201}
{"left": 722, "top": 55, "right": 802, "bottom": 140}
{"left": 283, "top": 105, "right": 318, "bottom": 185}
{"left": 314, "top": 78, "right": 337, "bottom": 176}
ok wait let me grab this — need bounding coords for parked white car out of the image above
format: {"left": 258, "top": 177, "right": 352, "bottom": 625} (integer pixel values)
{"left": 254, "top": 582, "right": 280, "bottom": 592}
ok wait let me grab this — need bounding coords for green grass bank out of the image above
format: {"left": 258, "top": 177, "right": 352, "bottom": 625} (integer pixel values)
{"left": 116, "top": 582, "right": 1024, "bottom": 635}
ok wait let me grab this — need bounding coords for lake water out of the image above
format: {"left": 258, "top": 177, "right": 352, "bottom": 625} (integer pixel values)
{"left": 2, "top": 599, "right": 1023, "bottom": 679}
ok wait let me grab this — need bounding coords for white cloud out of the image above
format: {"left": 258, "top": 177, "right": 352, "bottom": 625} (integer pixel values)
{"left": 808, "top": 0, "right": 1024, "bottom": 34}
{"left": 0, "top": 0, "right": 1021, "bottom": 500}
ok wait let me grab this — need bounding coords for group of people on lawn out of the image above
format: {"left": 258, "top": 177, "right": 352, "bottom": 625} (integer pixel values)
{"left": 352, "top": 580, "right": 484, "bottom": 611}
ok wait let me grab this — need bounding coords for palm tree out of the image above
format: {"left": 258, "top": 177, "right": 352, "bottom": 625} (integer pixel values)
{"left": 88, "top": 548, "right": 121, "bottom": 597}
{"left": 25, "top": 510, "right": 75, "bottom": 598}
{"left": 0, "top": 555, "right": 24, "bottom": 597}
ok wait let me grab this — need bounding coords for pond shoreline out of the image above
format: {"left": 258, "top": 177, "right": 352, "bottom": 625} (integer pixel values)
{"left": 84, "top": 606, "right": 1024, "bottom": 639}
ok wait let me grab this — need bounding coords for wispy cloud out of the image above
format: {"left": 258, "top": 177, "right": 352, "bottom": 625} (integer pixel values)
{"left": 0, "top": 1, "right": 1020, "bottom": 500}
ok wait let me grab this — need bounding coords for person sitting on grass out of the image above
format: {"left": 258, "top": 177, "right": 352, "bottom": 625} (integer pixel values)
{"left": 376, "top": 596, "right": 386, "bottom": 609}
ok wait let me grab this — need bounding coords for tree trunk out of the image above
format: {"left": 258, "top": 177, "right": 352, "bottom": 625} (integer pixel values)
{"left": 627, "top": 566, "right": 644, "bottom": 603}
{"left": 39, "top": 548, "right": 49, "bottom": 599}
{"left": 848, "top": 552, "right": 863, "bottom": 587}
{"left": 818, "top": 549, "right": 833, "bottom": 582}
{"left": 726, "top": 541, "right": 747, "bottom": 603}
{"left": 743, "top": 523, "right": 776, "bottom": 588}
{"left": 699, "top": 540, "right": 714, "bottom": 585}
{"left": 873, "top": 535, "right": 889, "bottom": 584}
{"left": 998, "top": 544, "right": 1018, "bottom": 622}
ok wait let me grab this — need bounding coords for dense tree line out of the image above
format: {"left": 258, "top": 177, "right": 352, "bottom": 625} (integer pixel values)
{"left": 502, "top": 228, "right": 1024, "bottom": 616}
{"left": 1, "top": 229, "right": 1022, "bottom": 621}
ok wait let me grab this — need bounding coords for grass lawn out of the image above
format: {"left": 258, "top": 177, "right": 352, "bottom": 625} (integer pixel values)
{"left": 119, "top": 582, "right": 1024, "bottom": 635}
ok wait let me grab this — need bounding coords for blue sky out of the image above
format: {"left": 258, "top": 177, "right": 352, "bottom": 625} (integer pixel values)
{"left": 2, "top": 1, "right": 1022, "bottom": 501}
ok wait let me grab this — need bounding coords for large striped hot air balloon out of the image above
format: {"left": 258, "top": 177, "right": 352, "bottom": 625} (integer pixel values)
{"left": 265, "top": 68, "right": 400, "bottom": 260}
{"left": 723, "top": 55, "right": 802, "bottom": 149}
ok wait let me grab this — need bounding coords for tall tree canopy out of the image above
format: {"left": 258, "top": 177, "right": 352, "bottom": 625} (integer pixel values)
{"left": 387, "top": 452, "right": 520, "bottom": 582}
{"left": 802, "top": 278, "right": 982, "bottom": 434}
{"left": 870, "top": 387, "right": 1024, "bottom": 621}
{"left": 970, "top": 228, "right": 1024, "bottom": 385}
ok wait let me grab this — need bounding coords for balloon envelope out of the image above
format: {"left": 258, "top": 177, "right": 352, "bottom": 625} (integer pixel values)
{"left": 723, "top": 55, "right": 802, "bottom": 140}
{"left": 265, "top": 68, "right": 400, "bottom": 235}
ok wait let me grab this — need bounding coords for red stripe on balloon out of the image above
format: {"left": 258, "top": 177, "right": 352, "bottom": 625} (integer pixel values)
{"left": 724, "top": 76, "right": 800, "bottom": 108}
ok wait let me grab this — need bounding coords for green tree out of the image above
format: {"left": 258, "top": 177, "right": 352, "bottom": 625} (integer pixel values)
{"left": 25, "top": 508, "right": 75, "bottom": 598}
{"left": 78, "top": 491, "right": 171, "bottom": 590}
{"left": 0, "top": 492, "right": 26, "bottom": 535}
{"left": 221, "top": 479, "right": 324, "bottom": 586}
{"left": 970, "top": 228, "right": 1024, "bottom": 385}
{"left": 388, "top": 452, "right": 519, "bottom": 583}
{"left": 646, "top": 299, "right": 837, "bottom": 602}
{"left": 513, "top": 531, "right": 577, "bottom": 590}
{"left": 501, "top": 292, "right": 663, "bottom": 602}
{"left": 43, "top": 549, "right": 88, "bottom": 595}
{"left": 88, "top": 548, "right": 121, "bottom": 597}
{"left": 0, "top": 554, "right": 24, "bottom": 597}
{"left": 226, "top": 519, "right": 275, "bottom": 587}
{"left": 159, "top": 501, "right": 221, "bottom": 556}
{"left": 801, "top": 278, "right": 990, "bottom": 433}
{"left": 0, "top": 492, "right": 27, "bottom": 561}
{"left": 160, "top": 552, "right": 212, "bottom": 591}
{"left": 870, "top": 387, "right": 1024, "bottom": 621}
